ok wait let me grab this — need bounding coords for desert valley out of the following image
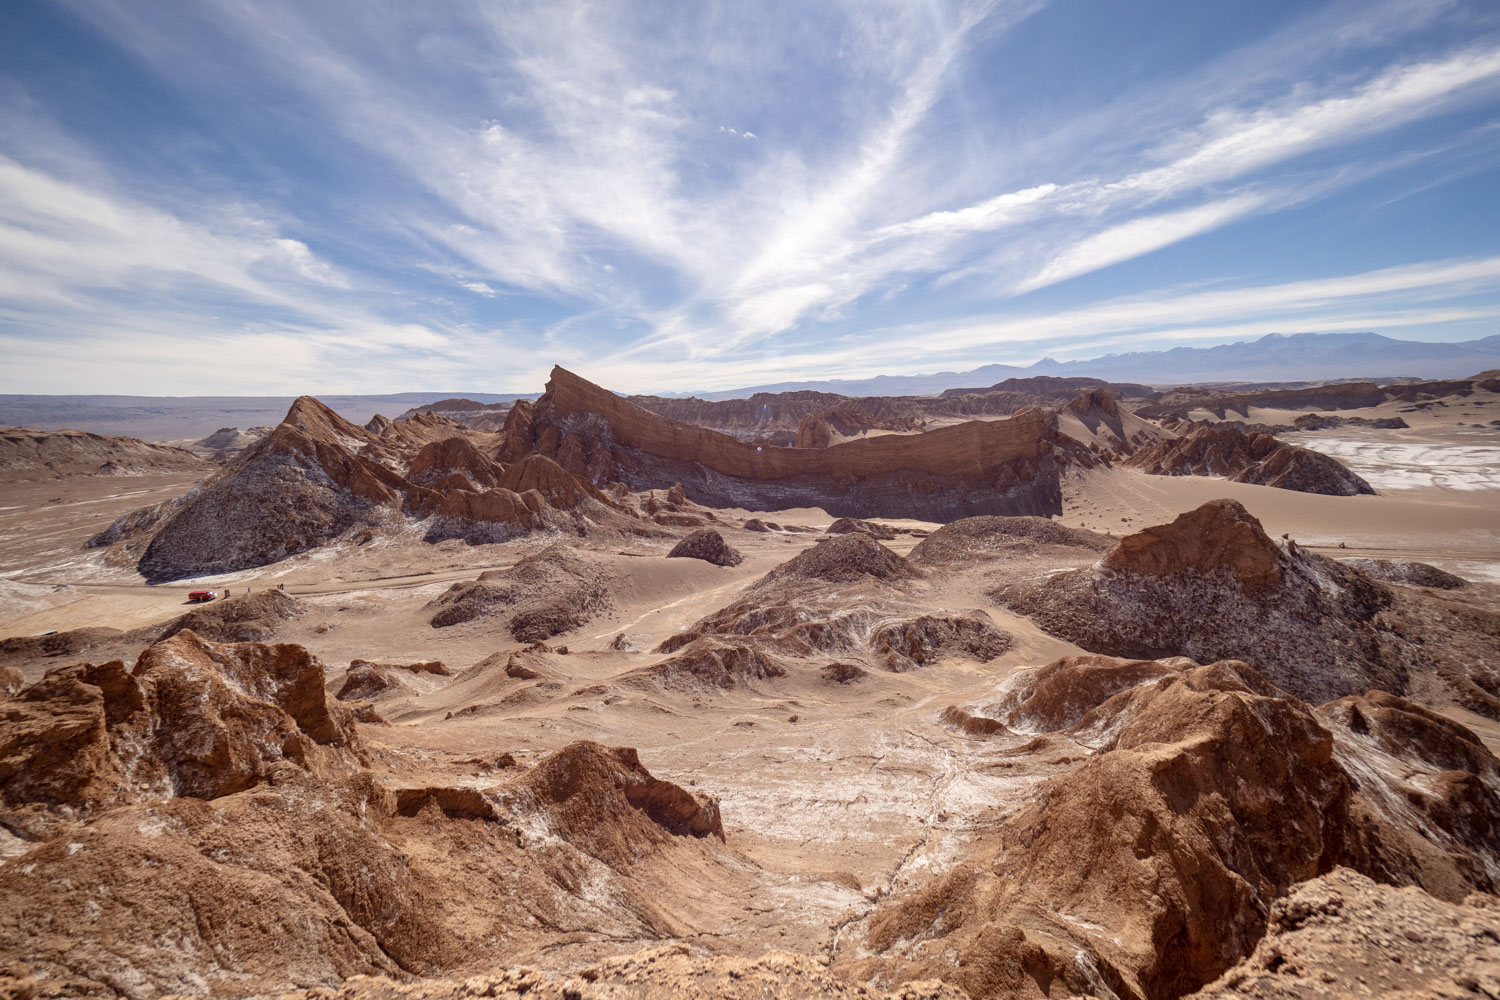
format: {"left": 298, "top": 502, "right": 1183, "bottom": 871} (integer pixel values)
{"left": 1, "top": 364, "right": 1498, "bottom": 999}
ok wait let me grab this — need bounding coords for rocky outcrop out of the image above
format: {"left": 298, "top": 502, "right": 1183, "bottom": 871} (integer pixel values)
{"left": 0, "top": 426, "right": 207, "bottom": 481}
{"left": 1123, "top": 425, "right": 1374, "bottom": 495}
{"left": 0, "top": 631, "right": 360, "bottom": 839}
{"left": 95, "top": 397, "right": 421, "bottom": 582}
{"left": 667, "top": 529, "right": 744, "bottom": 567}
{"left": 1339, "top": 557, "right": 1468, "bottom": 589}
{"left": 426, "top": 543, "right": 610, "bottom": 640}
{"left": 150, "top": 589, "right": 308, "bottom": 643}
{"left": 849, "top": 656, "right": 1500, "bottom": 1000}
{"left": 826, "top": 517, "right": 897, "bottom": 539}
{"left": 506, "top": 368, "right": 1066, "bottom": 520}
{"left": 1187, "top": 869, "right": 1500, "bottom": 999}
{"left": 406, "top": 436, "right": 504, "bottom": 488}
{"left": 995, "top": 499, "right": 1500, "bottom": 712}
{"left": 762, "top": 533, "right": 920, "bottom": 586}
{"left": 510, "top": 742, "right": 724, "bottom": 853}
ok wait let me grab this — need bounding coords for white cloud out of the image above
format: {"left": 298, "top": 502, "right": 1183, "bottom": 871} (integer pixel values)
{"left": 460, "top": 280, "right": 497, "bottom": 297}
{"left": 1016, "top": 193, "right": 1271, "bottom": 293}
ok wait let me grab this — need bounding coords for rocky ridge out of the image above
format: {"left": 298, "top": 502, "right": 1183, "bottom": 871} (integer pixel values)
{"left": 1123, "top": 425, "right": 1375, "bottom": 495}
{"left": 996, "top": 499, "right": 1500, "bottom": 713}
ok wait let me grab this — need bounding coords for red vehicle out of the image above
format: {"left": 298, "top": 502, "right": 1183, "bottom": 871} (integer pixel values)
{"left": 187, "top": 590, "right": 217, "bottom": 602}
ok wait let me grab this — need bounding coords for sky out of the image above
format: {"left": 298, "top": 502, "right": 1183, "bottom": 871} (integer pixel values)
{"left": 2, "top": 0, "right": 1500, "bottom": 396}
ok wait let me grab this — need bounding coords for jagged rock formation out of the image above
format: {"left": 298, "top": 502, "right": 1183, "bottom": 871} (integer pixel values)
{"left": 88, "top": 396, "right": 646, "bottom": 580}
{"left": 426, "top": 543, "right": 610, "bottom": 639}
{"left": 1053, "top": 389, "right": 1171, "bottom": 462}
{"left": 653, "top": 535, "right": 1008, "bottom": 678}
{"left": 848, "top": 656, "right": 1500, "bottom": 1000}
{"left": 1187, "top": 869, "right": 1500, "bottom": 999}
{"left": 506, "top": 368, "right": 1066, "bottom": 521}
{"left": 0, "top": 426, "right": 206, "bottom": 481}
{"left": 0, "top": 630, "right": 362, "bottom": 840}
{"left": 667, "top": 529, "right": 744, "bottom": 567}
{"left": 995, "top": 499, "right": 1500, "bottom": 713}
{"left": 0, "top": 636, "right": 736, "bottom": 998}
{"left": 94, "top": 397, "right": 422, "bottom": 582}
{"left": 1123, "top": 425, "right": 1374, "bottom": 495}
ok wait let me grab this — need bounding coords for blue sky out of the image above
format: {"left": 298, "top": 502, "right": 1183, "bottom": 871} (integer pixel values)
{"left": 2, "top": 0, "right": 1499, "bottom": 395}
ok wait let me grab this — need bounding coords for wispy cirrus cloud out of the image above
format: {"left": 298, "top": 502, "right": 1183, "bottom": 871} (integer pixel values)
{"left": 1, "top": 0, "right": 1498, "bottom": 394}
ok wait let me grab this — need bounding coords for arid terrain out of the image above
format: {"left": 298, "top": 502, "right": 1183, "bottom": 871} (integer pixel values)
{"left": 1, "top": 368, "right": 1497, "bottom": 1000}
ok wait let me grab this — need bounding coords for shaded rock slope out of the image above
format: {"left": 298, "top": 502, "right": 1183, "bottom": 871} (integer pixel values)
{"left": 996, "top": 499, "right": 1500, "bottom": 713}
{"left": 1123, "top": 425, "right": 1374, "bottom": 495}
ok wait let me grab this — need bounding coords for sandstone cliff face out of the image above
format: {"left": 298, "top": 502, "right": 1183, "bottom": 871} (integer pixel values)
{"left": 996, "top": 499, "right": 1500, "bottom": 713}
{"left": 1123, "top": 425, "right": 1374, "bottom": 496}
{"left": 507, "top": 368, "right": 1065, "bottom": 521}
{"left": 848, "top": 656, "right": 1500, "bottom": 1000}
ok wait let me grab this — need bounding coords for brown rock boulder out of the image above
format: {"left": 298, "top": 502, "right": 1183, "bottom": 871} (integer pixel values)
{"left": 667, "top": 528, "right": 744, "bottom": 567}
{"left": 1100, "top": 498, "right": 1285, "bottom": 589}
{"left": 825, "top": 516, "right": 897, "bottom": 539}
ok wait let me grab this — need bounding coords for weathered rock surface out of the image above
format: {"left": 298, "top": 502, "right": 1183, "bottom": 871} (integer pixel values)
{"left": 1339, "top": 556, "right": 1468, "bottom": 589}
{"left": 426, "top": 543, "right": 610, "bottom": 640}
{"left": 0, "top": 631, "right": 361, "bottom": 840}
{"left": 1124, "top": 425, "right": 1374, "bottom": 495}
{"left": 762, "top": 533, "right": 920, "bottom": 586}
{"left": 406, "top": 435, "right": 504, "bottom": 488}
{"left": 1186, "top": 869, "right": 1500, "bottom": 1000}
{"left": 849, "top": 656, "right": 1500, "bottom": 1000}
{"left": 505, "top": 368, "right": 1066, "bottom": 520}
{"left": 996, "top": 499, "right": 1500, "bottom": 711}
{"left": 826, "top": 517, "right": 898, "bottom": 539}
{"left": 667, "top": 528, "right": 744, "bottom": 567}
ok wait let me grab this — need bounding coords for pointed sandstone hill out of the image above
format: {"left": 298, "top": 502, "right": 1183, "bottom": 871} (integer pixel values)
{"left": 89, "top": 395, "right": 637, "bottom": 580}
{"left": 500, "top": 366, "right": 1067, "bottom": 520}
{"left": 1124, "top": 424, "right": 1375, "bottom": 495}
{"left": 996, "top": 499, "right": 1500, "bottom": 713}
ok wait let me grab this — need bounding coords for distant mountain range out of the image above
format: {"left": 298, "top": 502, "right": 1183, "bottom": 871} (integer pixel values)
{"left": 0, "top": 392, "right": 528, "bottom": 441}
{"left": 684, "top": 332, "right": 1500, "bottom": 399}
